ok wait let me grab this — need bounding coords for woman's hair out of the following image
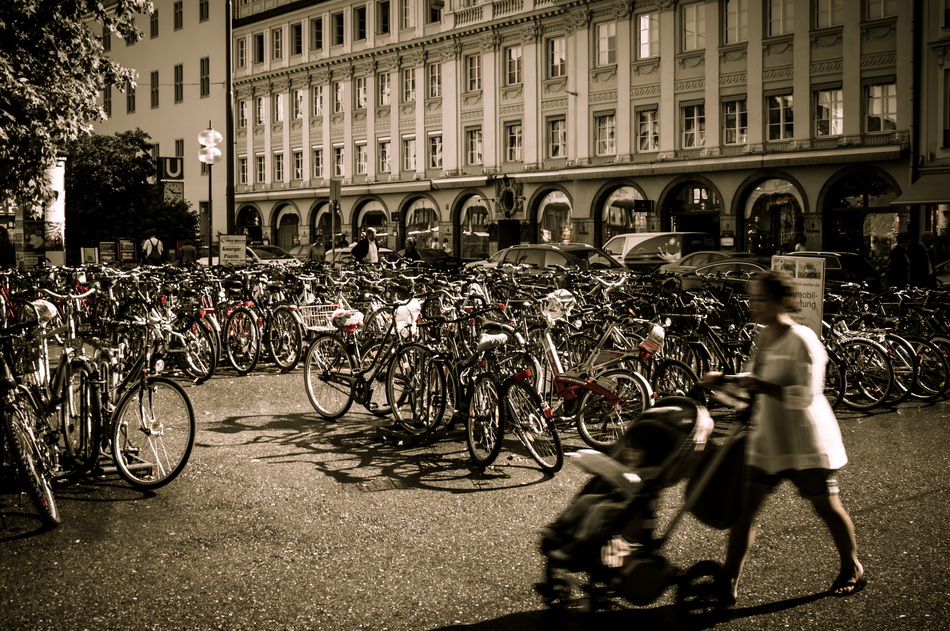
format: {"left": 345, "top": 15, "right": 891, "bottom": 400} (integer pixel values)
{"left": 753, "top": 269, "right": 796, "bottom": 303}
{"left": 623, "top": 421, "right": 677, "bottom": 467}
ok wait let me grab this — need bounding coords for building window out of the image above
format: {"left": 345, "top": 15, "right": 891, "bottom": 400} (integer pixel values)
{"left": 638, "top": 108, "right": 659, "bottom": 151}
{"left": 402, "top": 138, "right": 416, "bottom": 171}
{"left": 312, "top": 148, "right": 324, "bottom": 178}
{"left": 126, "top": 81, "right": 136, "bottom": 113}
{"left": 355, "top": 77, "right": 367, "bottom": 109}
{"left": 505, "top": 122, "right": 523, "bottom": 162}
{"left": 274, "top": 153, "right": 284, "bottom": 181}
{"left": 547, "top": 37, "right": 566, "bottom": 78}
{"left": 428, "top": 135, "right": 443, "bottom": 169}
{"left": 312, "top": 85, "right": 324, "bottom": 116}
{"left": 256, "top": 156, "right": 266, "bottom": 183}
{"left": 199, "top": 57, "right": 210, "bottom": 98}
{"left": 254, "top": 33, "right": 264, "bottom": 63}
{"left": 637, "top": 13, "right": 659, "bottom": 59}
{"left": 333, "top": 147, "right": 344, "bottom": 177}
{"left": 239, "top": 99, "right": 248, "bottom": 127}
{"left": 239, "top": 157, "right": 248, "bottom": 185}
{"left": 237, "top": 38, "right": 247, "bottom": 68}
{"left": 548, "top": 117, "right": 567, "bottom": 158}
{"left": 815, "top": 88, "right": 844, "bottom": 136}
{"left": 293, "top": 150, "right": 303, "bottom": 180}
{"left": 505, "top": 46, "right": 523, "bottom": 85}
{"left": 150, "top": 71, "right": 159, "bottom": 108}
{"left": 355, "top": 6, "right": 367, "bottom": 40}
{"left": 174, "top": 64, "right": 183, "bottom": 103}
{"left": 815, "top": 0, "right": 844, "bottom": 29}
{"left": 311, "top": 17, "right": 323, "bottom": 50}
{"left": 427, "top": 63, "right": 442, "bottom": 98}
{"left": 103, "top": 85, "right": 112, "bottom": 117}
{"left": 272, "top": 28, "right": 283, "bottom": 59}
{"left": 150, "top": 10, "right": 159, "bottom": 38}
{"left": 378, "top": 72, "right": 391, "bottom": 105}
{"left": 379, "top": 141, "right": 391, "bottom": 172}
{"left": 402, "top": 68, "right": 416, "bottom": 102}
{"left": 174, "top": 1, "right": 183, "bottom": 30}
{"left": 255, "top": 96, "right": 264, "bottom": 125}
{"left": 273, "top": 93, "right": 284, "bottom": 122}
{"left": 865, "top": 0, "right": 897, "bottom": 20}
{"left": 595, "top": 113, "right": 616, "bottom": 156}
{"left": 866, "top": 82, "right": 897, "bottom": 132}
{"left": 466, "top": 55, "right": 482, "bottom": 92}
{"left": 291, "top": 23, "right": 302, "bottom": 56}
{"left": 722, "top": 99, "right": 748, "bottom": 144}
{"left": 293, "top": 89, "right": 304, "bottom": 118}
{"left": 466, "top": 128, "right": 483, "bottom": 165}
{"left": 767, "top": 94, "right": 794, "bottom": 140}
{"left": 400, "top": 0, "right": 414, "bottom": 29}
{"left": 681, "top": 2, "right": 706, "bottom": 51}
{"left": 333, "top": 81, "right": 344, "bottom": 113}
{"left": 682, "top": 103, "right": 706, "bottom": 147}
{"left": 428, "top": 0, "right": 442, "bottom": 23}
{"left": 378, "top": 1, "right": 391, "bottom": 34}
{"left": 767, "top": 0, "right": 794, "bottom": 37}
{"left": 595, "top": 22, "right": 617, "bottom": 66}
{"left": 356, "top": 144, "right": 368, "bottom": 175}
{"left": 332, "top": 12, "right": 344, "bottom": 46}
{"left": 199, "top": 0, "right": 209, "bottom": 22}
{"left": 723, "top": 0, "right": 748, "bottom": 43}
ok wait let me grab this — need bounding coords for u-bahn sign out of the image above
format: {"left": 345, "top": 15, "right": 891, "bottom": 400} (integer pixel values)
{"left": 157, "top": 157, "right": 184, "bottom": 180}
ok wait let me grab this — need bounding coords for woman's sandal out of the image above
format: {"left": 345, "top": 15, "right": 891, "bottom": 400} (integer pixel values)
{"left": 829, "top": 571, "right": 867, "bottom": 597}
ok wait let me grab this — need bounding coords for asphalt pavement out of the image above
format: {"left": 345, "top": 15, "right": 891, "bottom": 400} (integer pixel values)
{"left": 1, "top": 366, "right": 949, "bottom": 631}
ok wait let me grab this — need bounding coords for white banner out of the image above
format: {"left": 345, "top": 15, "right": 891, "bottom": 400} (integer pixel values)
{"left": 771, "top": 256, "right": 825, "bottom": 337}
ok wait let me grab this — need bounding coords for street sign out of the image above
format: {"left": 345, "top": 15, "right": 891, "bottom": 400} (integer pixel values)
{"left": 219, "top": 234, "right": 247, "bottom": 267}
{"left": 158, "top": 157, "right": 184, "bottom": 180}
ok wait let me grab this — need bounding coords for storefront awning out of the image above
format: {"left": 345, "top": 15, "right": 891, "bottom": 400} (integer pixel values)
{"left": 892, "top": 175, "right": 950, "bottom": 205}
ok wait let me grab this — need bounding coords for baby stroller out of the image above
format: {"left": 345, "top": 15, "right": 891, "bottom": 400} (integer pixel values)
{"left": 535, "top": 389, "right": 751, "bottom": 619}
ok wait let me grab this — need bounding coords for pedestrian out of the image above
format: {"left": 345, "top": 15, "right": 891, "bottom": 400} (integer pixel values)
{"left": 402, "top": 236, "right": 421, "bottom": 262}
{"left": 909, "top": 231, "right": 938, "bottom": 289}
{"left": 887, "top": 231, "right": 911, "bottom": 288}
{"left": 707, "top": 270, "right": 865, "bottom": 604}
{"left": 0, "top": 226, "right": 15, "bottom": 268}
{"left": 351, "top": 227, "right": 378, "bottom": 264}
{"left": 441, "top": 238, "right": 451, "bottom": 255}
{"left": 141, "top": 230, "right": 164, "bottom": 265}
{"left": 336, "top": 235, "right": 349, "bottom": 248}
{"left": 309, "top": 238, "right": 326, "bottom": 263}
{"left": 180, "top": 239, "right": 197, "bottom": 268}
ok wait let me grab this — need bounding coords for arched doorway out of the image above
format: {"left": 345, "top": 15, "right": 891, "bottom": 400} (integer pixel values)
{"left": 822, "top": 169, "right": 904, "bottom": 268}
{"left": 314, "top": 202, "right": 344, "bottom": 247}
{"left": 537, "top": 190, "right": 572, "bottom": 244}
{"left": 600, "top": 186, "right": 648, "bottom": 246}
{"left": 458, "top": 195, "right": 492, "bottom": 259}
{"left": 236, "top": 205, "right": 263, "bottom": 243}
{"left": 662, "top": 180, "right": 722, "bottom": 240}
{"left": 275, "top": 209, "right": 299, "bottom": 251}
{"left": 355, "top": 200, "right": 390, "bottom": 249}
{"left": 741, "top": 178, "right": 804, "bottom": 255}
{"left": 404, "top": 199, "right": 441, "bottom": 249}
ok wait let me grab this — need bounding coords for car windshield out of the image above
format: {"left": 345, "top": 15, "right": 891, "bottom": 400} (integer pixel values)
{"left": 563, "top": 249, "right": 624, "bottom": 269}
{"left": 252, "top": 245, "right": 291, "bottom": 260}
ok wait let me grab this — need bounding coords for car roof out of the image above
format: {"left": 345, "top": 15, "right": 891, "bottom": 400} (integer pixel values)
{"left": 503, "top": 243, "right": 597, "bottom": 251}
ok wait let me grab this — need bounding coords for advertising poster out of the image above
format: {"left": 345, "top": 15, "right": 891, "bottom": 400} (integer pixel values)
{"left": 118, "top": 238, "right": 136, "bottom": 263}
{"left": 81, "top": 247, "right": 99, "bottom": 264}
{"left": 99, "top": 241, "right": 117, "bottom": 263}
{"left": 23, "top": 220, "right": 45, "bottom": 260}
{"left": 44, "top": 157, "right": 66, "bottom": 254}
{"left": 772, "top": 255, "right": 825, "bottom": 337}
{"left": 219, "top": 234, "right": 247, "bottom": 267}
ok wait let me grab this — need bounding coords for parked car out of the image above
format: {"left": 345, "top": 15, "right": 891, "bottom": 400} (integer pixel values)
{"left": 288, "top": 244, "right": 312, "bottom": 262}
{"left": 676, "top": 256, "right": 772, "bottom": 290}
{"left": 936, "top": 259, "right": 950, "bottom": 287}
{"left": 657, "top": 250, "right": 761, "bottom": 276}
{"left": 198, "top": 244, "right": 301, "bottom": 267}
{"left": 783, "top": 251, "right": 881, "bottom": 290}
{"left": 465, "top": 243, "right": 628, "bottom": 274}
{"left": 602, "top": 232, "right": 717, "bottom": 272}
{"left": 397, "top": 247, "right": 465, "bottom": 272}
{"left": 324, "top": 244, "right": 399, "bottom": 265}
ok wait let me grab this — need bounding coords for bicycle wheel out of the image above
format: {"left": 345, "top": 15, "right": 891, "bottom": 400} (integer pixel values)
{"left": 824, "top": 351, "right": 846, "bottom": 410}
{"left": 883, "top": 333, "right": 917, "bottom": 406}
{"left": 267, "top": 306, "right": 304, "bottom": 372}
{"left": 224, "top": 306, "right": 261, "bottom": 375}
{"left": 503, "top": 377, "right": 563, "bottom": 473}
{"left": 2, "top": 402, "right": 60, "bottom": 526}
{"left": 576, "top": 369, "right": 652, "bottom": 452}
{"left": 465, "top": 374, "right": 504, "bottom": 467}
{"left": 303, "top": 333, "right": 354, "bottom": 420}
{"left": 60, "top": 361, "right": 102, "bottom": 474}
{"left": 176, "top": 315, "right": 218, "bottom": 384}
{"left": 358, "top": 339, "right": 393, "bottom": 417}
{"left": 386, "top": 343, "right": 446, "bottom": 435}
{"left": 840, "top": 338, "right": 893, "bottom": 410}
{"left": 904, "top": 335, "right": 950, "bottom": 402}
{"left": 111, "top": 376, "right": 196, "bottom": 490}
{"left": 650, "top": 359, "right": 700, "bottom": 399}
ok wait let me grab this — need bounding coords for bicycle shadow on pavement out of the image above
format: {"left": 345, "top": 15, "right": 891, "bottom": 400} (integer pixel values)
{"left": 204, "top": 411, "right": 559, "bottom": 494}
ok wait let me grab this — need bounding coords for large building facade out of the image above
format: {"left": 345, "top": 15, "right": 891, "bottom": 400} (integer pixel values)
{"left": 99, "top": 1, "right": 950, "bottom": 266}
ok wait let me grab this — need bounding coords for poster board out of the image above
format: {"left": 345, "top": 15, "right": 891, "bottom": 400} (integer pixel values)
{"left": 771, "top": 256, "right": 825, "bottom": 337}
{"left": 81, "top": 247, "right": 99, "bottom": 265}
{"left": 118, "top": 239, "right": 136, "bottom": 263}
{"left": 219, "top": 234, "right": 247, "bottom": 267}
{"left": 99, "top": 241, "right": 117, "bottom": 263}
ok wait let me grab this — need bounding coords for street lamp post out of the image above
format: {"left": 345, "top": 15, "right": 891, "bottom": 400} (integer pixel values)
{"left": 198, "top": 123, "right": 223, "bottom": 263}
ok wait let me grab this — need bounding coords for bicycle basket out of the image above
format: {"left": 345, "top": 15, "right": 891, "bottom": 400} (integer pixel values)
{"left": 0, "top": 335, "right": 42, "bottom": 381}
{"left": 298, "top": 303, "right": 339, "bottom": 332}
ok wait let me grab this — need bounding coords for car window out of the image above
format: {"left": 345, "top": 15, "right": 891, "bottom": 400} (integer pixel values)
{"left": 515, "top": 249, "right": 545, "bottom": 269}
{"left": 602, "top": 237, "right": 624, "bottom": 257}
{"left": 252, "top": 247, "right": 285, "bottom": 260}
{"left": 545, "top": 251, "right": 571, "bottom": 269}
{"left": 698, "top": 262, "right": 734, "bottom": 276}
{"left": 735, "top": 262, "right": 764, "bottom": 276}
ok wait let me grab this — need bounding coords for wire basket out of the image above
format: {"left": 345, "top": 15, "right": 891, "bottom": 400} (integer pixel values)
{"left": 298, "top": 303, "right": 339, "bottom": 332}
{"left": 1, "top": 334, "right": 43, "bottom": 382}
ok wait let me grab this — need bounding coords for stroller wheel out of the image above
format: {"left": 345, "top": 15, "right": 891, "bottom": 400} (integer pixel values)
{"left": 675, "top": 560, "right": 731, "bottom": 620}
